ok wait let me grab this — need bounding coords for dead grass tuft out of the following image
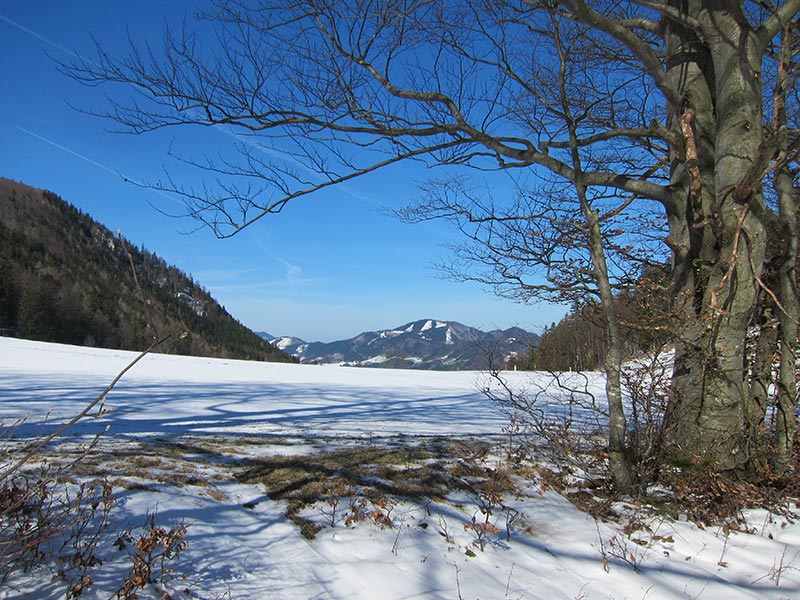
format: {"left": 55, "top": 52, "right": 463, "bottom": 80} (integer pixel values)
{"left": 237, "top": 438, "right": 517, "bottom": 538}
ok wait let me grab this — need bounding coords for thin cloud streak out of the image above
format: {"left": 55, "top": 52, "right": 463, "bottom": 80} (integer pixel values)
{"left": 0, "top": 13, "right": 93, "bottom": 64}
{"left": 18, "top": 126, "right": 122, "bottom": 178}
{"left": 2, "top": 9, "right": 447, "bottom": 241}
{"left": 16, "top": 126, "right": 181, "bottom": 206}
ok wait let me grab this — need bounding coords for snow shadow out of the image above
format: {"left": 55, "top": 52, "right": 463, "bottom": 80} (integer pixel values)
{"left": 0, "top": 373, "right": 509, "bottom": 441}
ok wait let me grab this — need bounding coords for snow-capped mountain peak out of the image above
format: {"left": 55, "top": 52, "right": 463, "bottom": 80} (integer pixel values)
{"left": 260, "top": 319, "right": 538, "bottom": 370}
{"left": 271, "top": 336, "right": 306, "bottom": 351}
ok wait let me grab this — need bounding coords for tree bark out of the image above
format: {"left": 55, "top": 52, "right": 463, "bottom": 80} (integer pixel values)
{"left": 774, "top": 164, "right": 798, "bottom": 472}
{"left": 662, "top": 2, "right": 767, "bottom": 470}
{"left": 772, "top": 23, "right": 799, "bottom": 473}
{"left": 748, "top": 306, "right": 776, "bottom": 470}
{"left": 585, "top": 204, "right": 633, "bottom": 490}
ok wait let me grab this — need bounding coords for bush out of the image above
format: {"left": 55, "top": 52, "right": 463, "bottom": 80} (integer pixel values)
{"left": 0, "top": 342, "right": 188, "bottom": 597}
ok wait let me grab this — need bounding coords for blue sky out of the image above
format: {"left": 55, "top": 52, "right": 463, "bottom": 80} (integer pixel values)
{"left": 0, "top": 1, "right": 567, "bottom": 342}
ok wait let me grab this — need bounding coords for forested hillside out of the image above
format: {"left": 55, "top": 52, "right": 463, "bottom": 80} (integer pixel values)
{"left": 0, "top": 177, "right": 294, "bottom": 363}
{"left": 524, "top": 268, "right": 673, "bottom": 372}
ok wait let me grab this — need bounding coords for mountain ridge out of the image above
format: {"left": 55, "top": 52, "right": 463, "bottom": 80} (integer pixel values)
{"left": 0, "top": 177, "right": 294, "bottom": 363}
{"left": 259, "top": 318, "right": 538, "bottom": 370}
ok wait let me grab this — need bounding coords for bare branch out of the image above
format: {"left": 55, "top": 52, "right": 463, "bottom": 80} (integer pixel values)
{"left": 760, "top": 0, "right": 800, "bottom": 43}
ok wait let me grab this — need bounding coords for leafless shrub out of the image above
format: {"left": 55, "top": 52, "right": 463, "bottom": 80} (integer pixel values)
{"left": 0, "top": 329, "right": 180, "bottom": 595}
{"left": 754, "top": 544, "right": 800, "bottom": 587}
{"left": 1, "top": 437, "right": 190, "bottom": 598}
{"left": 620, "top": 348, "right": 672, "bottom": 483}
{"left": 0, "top": 466, "right": 115, "bottom": 596}
{"left": 483, "top": 342, "right": 676, "bottom": 493}
{"left": 464, "top": 514, "right": 500, "bottom": 552}
{"left": 461, "top": 472, "right": 506, "bottom": 551}
{"left": 114, "top": 512, "right": 189, "bottom": 600}
{"left": 479, "top": 368, "right": 609, "bottom": 481}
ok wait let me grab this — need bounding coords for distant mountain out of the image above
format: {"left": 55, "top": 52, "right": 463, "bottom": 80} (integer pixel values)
{"left": 0, "top": 177, "right": 294, "bottom": 363}
{"left": 261, "top": 319, "right": 539, "bottom": 370}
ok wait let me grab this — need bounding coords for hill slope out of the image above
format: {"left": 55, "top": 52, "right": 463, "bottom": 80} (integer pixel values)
{"left": 0, "top": 177, "right": 294, "bottom": 363}
{"left": 264, "top": 319, "right": 538, "bottom": 370}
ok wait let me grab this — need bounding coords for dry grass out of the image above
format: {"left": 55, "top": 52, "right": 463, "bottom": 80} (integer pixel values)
{"left": 24, "top": 433, "right": 521, "bottom": 540}
{"left": 237, "top": 438, "right": 516, "bottom": 538}
{"left": 36, "top": 436, "right": 236, "bottom": 502}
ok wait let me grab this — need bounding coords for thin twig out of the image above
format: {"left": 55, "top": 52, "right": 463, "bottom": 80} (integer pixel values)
{"left": 709, "top": 204, "right": 750, "bottom": 316}
{"left": 118, "top": 232, "right": 160, "bottom": 341}
{"left": 1, "top": 334, "right": 169, "bottom": 481}
{"left": 748, "top": 250, "right": 800, "bottom": 325}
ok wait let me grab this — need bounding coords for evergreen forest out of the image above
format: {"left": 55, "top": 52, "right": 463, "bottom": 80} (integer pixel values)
{"left": 0, "top": 177, "right": 294, "bottom": 363}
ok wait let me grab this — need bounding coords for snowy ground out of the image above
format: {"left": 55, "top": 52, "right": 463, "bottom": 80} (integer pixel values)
{"left": 1, "top": 337, "right": 799, "bottom": 599}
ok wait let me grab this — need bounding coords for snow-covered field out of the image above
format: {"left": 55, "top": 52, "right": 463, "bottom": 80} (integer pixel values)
{"left": 1, "top": 337, "right": 799, "bottom": 599}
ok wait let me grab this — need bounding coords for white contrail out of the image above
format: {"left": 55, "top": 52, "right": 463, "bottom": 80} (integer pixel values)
{"left": 17, "top": 127, "right": 121, "bottom": 177}
{"left": 4, "top": 10, "right": 451, "bottom": 240}
{"left": 0, "top": 10, "right": 393, "bottom": 211}
{"left": 0, "top": 13, "right": 95, "bottom": 65}
{"left": 16, "top": 126, "right": 180, "bottom": 206}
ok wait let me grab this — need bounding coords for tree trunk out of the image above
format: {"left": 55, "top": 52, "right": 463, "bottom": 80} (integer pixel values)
{"left": 748, "top": 307, "right": 776, "bottom": 470}
{"left": 585, "top": 205, "right": 633, "bottom": 491}
{"left": 774, "top": 166, "right": 798, "bottom": 472}
{"left": 772, "top": 24, "right": 798, "bottom": 473}
{"left": 662, "top": 3, "right": 767, "bottom": 470}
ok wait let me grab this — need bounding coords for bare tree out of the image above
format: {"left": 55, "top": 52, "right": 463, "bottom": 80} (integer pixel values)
{"left": 399, "top": 9, "right": 665, "bottom": 489}
{"left": 61, "top": 1, "right": 800, "bottom": 476}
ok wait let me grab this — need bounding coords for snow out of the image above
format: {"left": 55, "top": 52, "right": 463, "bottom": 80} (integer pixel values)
{"left": 273, "top": 336, "right": 297, "bottom": 350}
{"left": 1, "top": 337, "right": 799, "bottom": 599}
{"left": 361, "top": 354, "right": 389, "bottom": 364}
{"left": 380, "top": 330, "right": 404, "bottom": 338}
{"left": 420, "top": 320, "right": 448, "bottom": 332}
